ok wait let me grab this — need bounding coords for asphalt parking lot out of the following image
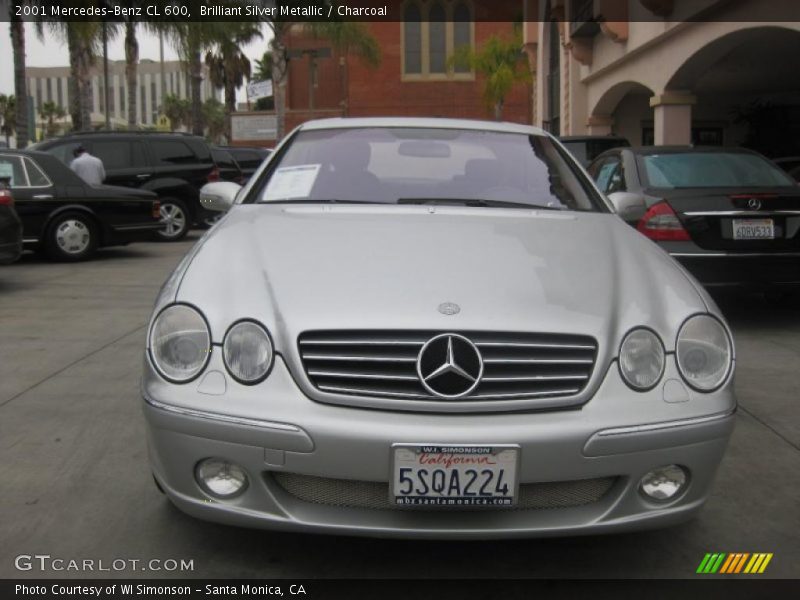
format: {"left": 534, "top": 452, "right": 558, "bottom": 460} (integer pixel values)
{"left": 1, "top": 236, "right": 798, "bottom": 579}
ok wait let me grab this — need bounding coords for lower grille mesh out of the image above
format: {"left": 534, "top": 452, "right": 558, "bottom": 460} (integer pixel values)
{"left": 270, "top": 472, "right": 616, "bottom": 511}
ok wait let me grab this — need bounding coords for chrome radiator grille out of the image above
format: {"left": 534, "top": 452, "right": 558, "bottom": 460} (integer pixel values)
{"left": 271, "top": 472, "right": 617, "bottom": 511}
{"left": 298, "top": 330, "right": 597, "bottom": 402}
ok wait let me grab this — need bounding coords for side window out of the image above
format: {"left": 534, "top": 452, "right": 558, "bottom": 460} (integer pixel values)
{"left": 47, "top": 142, "right": 82, "bottom": 165}
{"left": 150, "top": 140, "right": 197, "bottom": 166}
{"left": 92, "top": 141, "right": 132, "bottom": 170}
{"left": 212, "top": 149, "right": 237, "bottom": 170}
{"left": 593, "top": 159, "right": 616, "bottom": 193}
{"left": 23, "top": 158, "right": 52, "bottom": 187}
{"left": 131, "top": 142, "right": 148, "bottom": 168}
{"left": 593, "top": 156, "right": 625, "bottom": 194}
{"left": 0, "top": 155, "right": 28, "bottom": 187}
{"left": 606, "top": 158, "right": 626, "bottom": 194}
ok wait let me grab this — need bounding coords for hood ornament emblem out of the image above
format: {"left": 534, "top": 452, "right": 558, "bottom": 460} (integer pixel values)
{"left": 438, "top": 302, "right": 461, "bottom": 315}
{"left": 417, "top": 333, "right": 483, "bottom": 398}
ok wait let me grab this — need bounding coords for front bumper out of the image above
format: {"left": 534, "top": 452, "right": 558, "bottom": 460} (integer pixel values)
{"left": 142, "top": 352, "right": 736, "bottom": 539}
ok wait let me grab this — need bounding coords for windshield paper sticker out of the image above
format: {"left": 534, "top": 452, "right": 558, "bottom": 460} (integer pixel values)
{"left": 262, "top": 164, "right": 321, "bottom": 200}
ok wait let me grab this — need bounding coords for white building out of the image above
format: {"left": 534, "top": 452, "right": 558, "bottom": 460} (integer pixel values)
{"left": 26, "top": 59, "right": 216, "bottom": 129}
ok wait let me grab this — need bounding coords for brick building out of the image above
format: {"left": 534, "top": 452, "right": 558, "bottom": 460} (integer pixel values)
{"left": 282, "top": 2, "right": 533, "bottom": 133}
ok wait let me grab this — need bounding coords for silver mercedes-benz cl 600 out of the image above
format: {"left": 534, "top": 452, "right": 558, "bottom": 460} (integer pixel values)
{"left": 142, "top": 117, "right": 736, "bottom": 538}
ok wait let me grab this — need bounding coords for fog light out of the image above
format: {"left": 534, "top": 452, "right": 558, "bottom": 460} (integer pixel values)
{"left": 639, "top": 465, "right": 688, "bottom": 502}
{"left": 195, "top": 459, "right": 248, "bottom": 499}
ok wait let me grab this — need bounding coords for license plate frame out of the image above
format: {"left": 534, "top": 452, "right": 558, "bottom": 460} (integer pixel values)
{"left": 732, "top": 218, "right": 775, "bottom": 240}
{"left": 390, "top": 444, "right": 520, "bottom": 509}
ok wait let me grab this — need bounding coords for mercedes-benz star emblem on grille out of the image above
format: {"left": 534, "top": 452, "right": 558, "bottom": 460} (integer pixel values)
{"left": 416, "top": 333, "right": 483, "bottom": 398}
{"left": 747, "top": 197, "right": 762, "bottom": 210}
{"left": 438, "top": 302, "right": 461, "bottom": 315}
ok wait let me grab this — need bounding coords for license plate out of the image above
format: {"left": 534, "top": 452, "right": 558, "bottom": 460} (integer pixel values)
{"left": 391, "top": 444, "right": 519, "bottom": 508}
{"left": 732, "top": 218, "right": 774, "bottom": 240}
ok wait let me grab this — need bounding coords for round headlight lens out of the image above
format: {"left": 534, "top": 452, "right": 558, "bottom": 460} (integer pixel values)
{"left": 223, "top": 321, "right": 274, "bottom": 384}
{"left": 149, "top": 304, "right": 211, "bottom": 382}
{"left": 619, "top": 328, "right": 665, "bottom": 390}
{"left": 676, "top": 315, "right": 732, "bottom": 391}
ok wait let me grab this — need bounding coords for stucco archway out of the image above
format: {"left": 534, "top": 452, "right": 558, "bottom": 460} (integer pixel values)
{"left": 588, "top": 81, "right": 654, "bottom": 143}
{"left": 657, "top": 26, "right": 800, "bottom": 152}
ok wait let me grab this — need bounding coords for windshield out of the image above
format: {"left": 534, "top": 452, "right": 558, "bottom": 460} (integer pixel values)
{"left": 641, "top": 152, "right": 795, "bottom": 188}
{"left": 250, "top": 127, "right": 606, "bottom": 211}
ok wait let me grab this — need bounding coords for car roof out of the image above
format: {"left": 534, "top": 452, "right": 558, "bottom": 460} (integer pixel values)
{"left": 627, "top": 145, "right": 762, "bottom": 156}
{"left": 0, "top": 148, "right": 58, "bottom": 159}
{"left": 297, "top": 117, "right": 548, "bottom": 136}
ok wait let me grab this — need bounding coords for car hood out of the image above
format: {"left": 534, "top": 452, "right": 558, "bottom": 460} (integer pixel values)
{"left": 171, "top": 204, "right": 708, "bottom": 358}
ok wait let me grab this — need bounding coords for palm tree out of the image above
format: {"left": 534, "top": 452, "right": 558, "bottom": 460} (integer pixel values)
{"left": 253, "top": 50, "right": 272, "bottom": 82}
{"left": 449, "top": 29, "right": 531, "bottom": 121}
{"left": 162, "top": 94, "right": 190, "bottom": 130}
{"left": 38, "top": 20, "right": 103, "bottom": 130}
{"left": 253, "top": 51, "right": 274, "bottom": 111}
{"left": 40, "top": 101, "right": 67, "bottom": 138}
{"left": 124, "top": 19, "right": 139, "bottom": 129}
{"left": 205, "top": 22, "right": 263, "bottom": 141}
{"left": 202, "top": 98, "right": 226, "bottom": 144}
{"left": 162, "top": 22, "right": 220, "bottom": 136}
{"left": 0, "top": 95, "right": 16, "bottom": 146}
{"left": 9, "top": 11, "right": 27, "bottom": 148}
{"left": 267, "top": 20, "right": 381, "bottom": 140}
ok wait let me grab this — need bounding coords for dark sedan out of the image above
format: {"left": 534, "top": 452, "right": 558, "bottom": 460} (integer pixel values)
{"left": 588, "top": 146, "right": 800, "bottom": 291}
{"left": 0, "top": 150, "right": 162, "bottom": 261}
{"left": 0, "top": 184, "right": 23, "bottom": 264}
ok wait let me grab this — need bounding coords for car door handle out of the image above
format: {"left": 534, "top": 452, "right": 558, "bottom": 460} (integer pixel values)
{"left": 33, "top": 194, "right": 53, "bottom": 200}
{"left": 136, "top": 174, "right": 150, "bottom": 179}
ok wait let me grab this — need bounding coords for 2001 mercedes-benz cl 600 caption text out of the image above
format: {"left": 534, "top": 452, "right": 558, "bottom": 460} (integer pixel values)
{"left": 142, "top": 118, "right": 736, "bottom": 538}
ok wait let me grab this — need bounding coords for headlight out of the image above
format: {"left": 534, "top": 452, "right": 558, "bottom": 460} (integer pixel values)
{"left": 223, "top": 320, "right": 274, "bottom": 384}
{"left": 149, "top": 304, "right": 211, "bottom": 383}
{"left": 619, "top": 328, "right": 665, "bottom": 390}
{"left": 676, "top": 315, "right": 732, "bottom": 391}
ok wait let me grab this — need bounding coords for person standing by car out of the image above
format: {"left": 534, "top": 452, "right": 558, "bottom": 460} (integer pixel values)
{"left": 70, "top": 145, "right": 105, "bottom": 185}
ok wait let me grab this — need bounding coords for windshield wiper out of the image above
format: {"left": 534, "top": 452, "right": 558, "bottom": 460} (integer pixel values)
{"left": 397, "top": 198, "right": 563, "bottom": 210}
{"left": 258, "top": 199, "right": 388, "bottom": 205}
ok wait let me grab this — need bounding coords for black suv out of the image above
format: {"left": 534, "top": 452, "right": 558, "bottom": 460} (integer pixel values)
{"left": 32, "top": 132, "right": 233, "bottom": 240}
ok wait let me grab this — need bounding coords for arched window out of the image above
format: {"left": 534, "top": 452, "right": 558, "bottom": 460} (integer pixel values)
{"left": 403, "top": 3, "right": 422, "bottom": 75}
{"left": 453, "top": 2, "right": 472, "bottom": 73}
{"left": 402, "top": 1, "right": 474, "bottom": 79}
{"left": 428, "top": 2, "right": 447, "bottom": 74}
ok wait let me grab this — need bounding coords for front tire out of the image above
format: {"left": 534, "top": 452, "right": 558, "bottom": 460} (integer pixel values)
{"left": 156, "top": 198, "right": 190, "bottom": 241}
{"left": 45, "top": 211, "right": 98, "bottom": 261}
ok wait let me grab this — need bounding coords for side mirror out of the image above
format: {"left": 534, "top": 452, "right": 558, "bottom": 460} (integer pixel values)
{"left": 607, "top": 191, "right": 646, "bottom": 223}
{"left": 200, "top": 181, "right": 241, "bottom": 212}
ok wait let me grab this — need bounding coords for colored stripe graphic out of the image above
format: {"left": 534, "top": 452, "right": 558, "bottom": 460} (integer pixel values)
{"left": 733, "top": 553, "right": 750, "bottom": 573}
{"left": 701, "top": 553, "right": 773, "bottom": 575}
{"left": 697, "top": 554, "right": 713, "bottom": 574}
{"left": 719, "top": 554, "right": 736, "bottom": 574}
{"left": 709, "top": 553, "right": 726, "bottom": 573}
